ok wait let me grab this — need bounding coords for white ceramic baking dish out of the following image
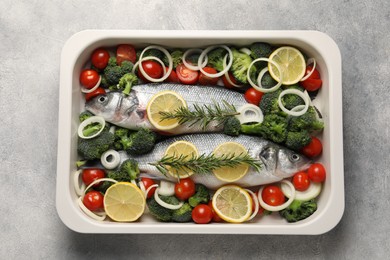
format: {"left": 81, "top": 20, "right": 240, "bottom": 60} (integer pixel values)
{"left": 56, "top": 30, "right": 344, "bottom": 234}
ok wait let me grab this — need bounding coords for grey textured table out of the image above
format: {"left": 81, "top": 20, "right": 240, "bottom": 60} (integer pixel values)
{"left": 1, "top": 1, "right": 389, "bottom": 259}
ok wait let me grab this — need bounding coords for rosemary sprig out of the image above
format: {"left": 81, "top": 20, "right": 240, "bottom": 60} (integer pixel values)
{"left": 149, "top": 152, "right": 262, "bottom": 178}
{"left": 159, "top": 100, "right": 239, "bottom": 130}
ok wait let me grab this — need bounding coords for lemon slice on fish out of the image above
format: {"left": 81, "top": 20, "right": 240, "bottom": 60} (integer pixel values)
{"left": 164, "top": 140, "right": 199, "bottom": 178}
{"left": 268, "top": 46, "right": 306, "bottom": 85}
{"left": 104, "top": 182, "right": 146, "bottom": 222}
{"left": 212, "top": 185, "right": 252, "bottom": 223}
{"left": 212, "top": 142, "right": 249, "bottom": 182}
{"left": 146, "top": 90, "right": 187, "bottom": 131}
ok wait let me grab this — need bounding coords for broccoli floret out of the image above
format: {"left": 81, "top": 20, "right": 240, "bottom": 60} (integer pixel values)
{"left": 172, "top": 203, "right": 193, "bottom": 222}
{"left": 230, "top": 48, "right": 255, "bottom": 84}
{"left": 188, "top": 184, "right": 210, "bottom": 207}
{"left": 162, "top": 50, "right": 183, "bottom": 68}
{"left": 281, "top": 85, "right": 306, "bottom": 110}
{"left": 259, "top": 89, "right": 283, "bottom": 115}
{"left": 103, "top": 58, "right": 134, "bottom": 87}
{"left": 82, "top": 122, "right": 104, "bottom": 137}
{"left": 259, "top": 114, "right": 289, "bottom": 143}
{"left": 223, "top": 117, "right": 241, "bottom": 136}
{"left": 95, "top": 167, "right": 136, "bottom": 193}
{"left": 207, "top": 47, "right": 227, "bottom": 72}
{"left": 279, "top": 199, "right": 317, "bottom": 223}
{"left": 288, "top": 106, "right": 324, "bottom": 133}
{"left": 260, "top": 71, "right": 278, "bottom": 89}
{"left": 240, "top": 122, "right": 262, "bottom": 135}
{"left": 120, "top": 159, "right": 140, "bottom": 180}
{"left": 250, "top": 42, "right": 273, "bottom": 60}
{"left": 79, "top": 111, "right": 94, "bottom": 122}
{"left": 285, "top": 131, "right": 312, "bottom": 151}
{"left": 147, "top": 195, "right": 181, "bottom": 222}
{"left": 143, "top": 49, "right": 164, "bottom": 60}
{"left": 77, "top": 130, "right": 115, "bottom": 160}
{"left": 114, "top": 127, "right": 156, "bottom": 155}
{"left": 109, "top": 73, "right": 138, "bottom": 95}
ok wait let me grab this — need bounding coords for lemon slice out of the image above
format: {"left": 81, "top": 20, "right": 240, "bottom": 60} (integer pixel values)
{"left": 212, "top": 142, "right": 249, "bottom": 182}
{"left": 212, "top": 185, "right": 252, "bottom": 223}
{"left": 268, "top": 46, "right": 306, "bottom": 85}
{"left": 103, "top": 182, "right": 146, "bottom": 222}
{"left": 146, "top": 90, "right": 187, "bottom": 131}
{"left": 164, "top": 140, "right": 199, "bottom": 178}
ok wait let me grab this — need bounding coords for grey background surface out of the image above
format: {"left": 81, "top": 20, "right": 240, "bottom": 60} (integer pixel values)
{"left": 1, "top": 0, "right": 389, "bottom": 259}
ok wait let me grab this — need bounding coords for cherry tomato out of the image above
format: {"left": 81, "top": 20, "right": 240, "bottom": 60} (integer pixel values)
{"left": 141, "top": 177, "right": 157, "bottom": 198}
{"left": 222, "top": 72, "right": 238, "bottom": 89}
{"left": 261, "top": 185, "right": 285, "bottom": 206}
{"left": 244, "top": 87, "right": 264, "bottom": 105}
{"left": 138, "top": 60, "right": 164, "bottom": 82}
{"left": 82, "top": 168, "right": 105, "bottom": 187}
{"left": 198, "top": 67, "right": 220, "bottom": 85}
{"left": 208, "top": 201, "right": 223, "bottom": 222}
{"left": 301, "top": 136, "right": 323, "bottom": 158}
{"left": 165, "top": 67, "right": 180, "bottom": 83}
{"left": 192, "top": 204, "right": 213, "bottom": 224}
{"left": 292, "top": 171, "right": 311, "bottom": 191}
{"left": 116, "top": 44, "right": 137, "bottom": 65}
{"left": 80, "top": 69, "right": 100, "bottom": 89}
{"left": 83, "top": 191, "right": 104, "bottom": 211}
{"left": 308, "top": 163, "right": 326, "bottom": 183}
{"left": 176, "top": 64, "right": 199, "bottom": 85}
{"left": 174, "top": 178, "right": 196, "bottom": 201}
{"left": 91, "top": 48, "right": 110, "bottom": 69}
{"left": 85, "top": 87, "right": 106, "bottom": 101}
{"left": 300, "top": 66, "right": 322, "bottom": 91}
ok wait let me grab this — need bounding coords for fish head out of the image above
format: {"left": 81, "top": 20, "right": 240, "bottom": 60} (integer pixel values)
{"left": 275, "top": 147, "right": 312, "bottom": 178}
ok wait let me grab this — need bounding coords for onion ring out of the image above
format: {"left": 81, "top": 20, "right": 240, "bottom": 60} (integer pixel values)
{"left": 247, "top": 58, "right": 283, "bottom": 93}
{"left": 198, "top": 45, "right": 233, "bottom": 78}
{"left": 138, "top": 45, "right": 173, "bottom": 82}
{"left": 257, "top": 180, "right": 296, "bottom": 212}
{"left": 77, "top": 116, "right": 106, "bottom": 139}
{"left": 278, "top": 89, "right": 310, "bottom": 116}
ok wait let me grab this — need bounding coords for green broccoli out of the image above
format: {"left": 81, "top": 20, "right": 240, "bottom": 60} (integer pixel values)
{"left": 143, "top": 49, "right": 164, "bottom": 60}
{"left": 120, "top": 159, "right": 140, "bottom": 180}
{"left": 188, "top": 184, "right": 210, "bottom": 207}
{"left": 223, "top": 117, "right": 241, "bottom": 136}
{"left": 147, "top": 195, "right": 181, "bottom": 222}
{"left": 207, "top": 47, "right": 227, "bottom": 72}
{"left": 77, "top": 130, "right": 115, "bottom": 160}
{"left": 172, "top": 203, "right": 193, "bottom": 223}
{"left": 109, "top": 73, "right": 138, "bottom": 95}
{"left": 288, "top": 106, "right": 324, "bottom": 133}
{"left": 279, "top": 199, "right": 317, "bottom": 223}
{"left": 95, "top": 163, "right": 139, "bottom": 193}
{"left": 259, "top": 89, "right": 283, "bottom": 115}
{"left": 285, "top": 131, "right": 312, "bottom": 151}
{"left": 162, "top": 49, "right": 183, "bottom": 68}
{"left": 250, "top": 42, "right": 273, "bottom": 60}
{"left": 79, "top": 111, "right": 94, "bottom": 122}
{"left": 114, "top": 127, "right": 157, "bottom": 155}
{"left": 240, "top": 122, "right": 262, "bottom": 135}
{"left": 230, "top": 48, "right": 255, "bottom": 84}
{"left": 281, "top": 85, "right": 306, "bottom": 110}
{"left": 259, "top": 114, "right": 289, "bottom": 143}
{"left": 81, "top": 122, "right": 104, "bottom": 137}
{"left": 102, "top": 57, "right": 134, "bottom": 87}
{"left": 260, "top": 71, "right": 278, "bottom": 89}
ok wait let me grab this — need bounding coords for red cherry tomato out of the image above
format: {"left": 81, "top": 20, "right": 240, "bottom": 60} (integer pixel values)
{"left": 83, "top": 191, "right": 104, "bottom": 211}
{"left": 198, "top": 67, "right": 220, "bottom": 85}
{"left": 222, "top": 72, "right": 238, "bottom": 89}
{"left": 176, "top": 64, "right": 199, "bottom": 85}
{"left": 141, "top": 177, "right": 157, "bottom": 198}
{"left": 116, "top": 44, "right": 137, "bottom": 65}
{"left": 261, "top": 185, "right": 285, "bottom": 206}
{"left": 292, "top": 171, "right": 311, "bottom": 191}
{"left": 138, "top": 60, "right": 164, "bottom": 82}
{"left": 85, "top": 87, "right": 106, "bottom": 101}
{"left": 300, "top": 66, "right": 322, "bottom": 91}
{"left": 244, "top": 87, "right": 264, "bottom": 105}
{"left": 308, "top": 163, "right": 326, "bottom": 183}
{"left": 82, "top": 168, "right": 105, "bottom": 187}
{"left": 91, "top": 48, "right": 110, "bottom": 69}
{"left": 301, "top": 136, "right": 323, "bottom": 158}
{"left": 80, "top": 69, "right": 100, "bottom": 89}
{"left": 208, "top": 201, "right": 223, "bottom": 222}
{"left": 174, "top": 178, "right": 196, "bottom": 201}
{"left": 192, "top": 204, "right": 213, "bottom": 224}
{"left": 165, "top": 67, "right": 180, "bottom": 83}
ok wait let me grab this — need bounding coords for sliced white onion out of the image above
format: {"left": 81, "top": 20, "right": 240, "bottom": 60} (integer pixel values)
{"left": 77, "top": 116, "right": 106, "bottom": 139}
{"left": 257, "top": 180, "right": 296, "bottom": 212}
{"left": 145, "top": 183, "right": 159, "bottom": 198}
{"left": 81, "top": 76, "right": 102, "bottom": 94}
{"left": 138, "top": 180, "right": 146, "bottom": 195}
{"left": 245, "top": 189, "right": 259, "bottom": 221}
{"left": 236, "top": 104, "right": 264, "bottom": 124}
{"left": 239, "top": 47, "right": 252, "bottom": 56}
{"left": 223, "top": 54, "right": 244, "bottom": 88}
{"left": 278, "top": 89, "right": 310, "bottom": 116}
{"left": 281, "top": 181, "right": 322, "bottom": 201}
{"left": 198, "top": 45, "right": 233, "bottom": 78}
{"left": 82, "top": 178, "right": 118, "bottom": 197}
{"left": 133, "top": 56, "right": 168, "bottom": 83}
{"left": 100, "top": 149, "right": 121, "bottom": 169}
{"left": 109, "top": 125, "right": 116, "bottom": 134}
{"left": 182, "top": 48, "right": 207, "bottom": 71}
{"left": 158, "top": 180, "right": 175, "bottom": 196}
{"left": 138, "top": 45, "right": 173, "bottom": 82}
{"left": 300, "top": 58, "right": 317, "bottom": 82}
{"left": 154, "top": 187, "right": 184, "bottom": 210}
{"left": 77, "top": 197, "right": 106, "bottom": 221}
{"left": 247, "top": 58, "right": 283, "bottom": 93}
{"left": 73, "top": 170, "right": 86, "bottom": 197}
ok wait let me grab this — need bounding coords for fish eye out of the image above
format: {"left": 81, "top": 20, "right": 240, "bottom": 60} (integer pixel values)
{"left": 290, "top": 154, "right": 300, "bottom": 162}
{"left": 98, "top": 95, "right": 107, "bottom": 103}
